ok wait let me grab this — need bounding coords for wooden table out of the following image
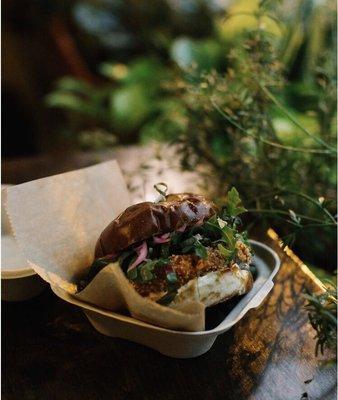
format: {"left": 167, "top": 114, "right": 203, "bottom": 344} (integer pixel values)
{"left": 2, "top": 151, "right": 337, "bottom": 400}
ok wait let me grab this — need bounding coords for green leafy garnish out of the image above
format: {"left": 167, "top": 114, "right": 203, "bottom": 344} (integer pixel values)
{"left": 179, "top": 234, "right": 208, "bottom": 259}
{"left": 139, "top": 264, "right": 155, "bottom": 282}
{"left": 127, "top": 266, "right": 138, "bottom": 280}
{"left": 220, "top": 224, "right": 236, "bottom": 248}
{"left": 127, "top": 258, "right": 170, "bottom": 283}
{"left": 217, "top": 243, "right": 234, "bottom": 260}
{"left": 78, "top": 254, "right": 117, "bottom": 291}
{"left": 194, "top": 241, "right": 208, "bottom": 259}
{"left": 226, "top": 187, "right": 247, "bottom": 217}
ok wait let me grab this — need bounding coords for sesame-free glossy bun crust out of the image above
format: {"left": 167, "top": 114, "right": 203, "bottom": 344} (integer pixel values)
{"left": 95, "top": 193, "right": 217, "bottom": 258}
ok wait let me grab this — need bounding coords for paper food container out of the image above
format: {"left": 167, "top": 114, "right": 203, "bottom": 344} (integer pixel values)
{"left": 1, "top": 185, "right": 47, "bottom": 301}
{"left": 1, "top": 235, "right": 48, "bottom": 301}
{"left": 5, "top": 160, "right": 280, "bottom": 357}
{"left": 52, "top": 240, "right": 280, "bottom": 358}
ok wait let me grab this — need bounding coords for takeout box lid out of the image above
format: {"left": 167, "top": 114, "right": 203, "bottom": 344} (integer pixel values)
{"left": 2, "top": 186, "right": 36, "bottom": 280}
{"left": 1, "top": 235, "right": 35, "bottom": 279}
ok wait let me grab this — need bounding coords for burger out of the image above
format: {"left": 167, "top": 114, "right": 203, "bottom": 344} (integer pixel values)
{"left": 90, "top": 189, "right": 253, "bottom": 307}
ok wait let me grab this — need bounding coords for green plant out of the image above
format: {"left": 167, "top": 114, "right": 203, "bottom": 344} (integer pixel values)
{"left": 163, "top": 0, "right": 336, "bottom": 271}
{"left": 163, "top": 0, "right": 337, "bottom": 352}
{"left": 304, "top": 283, "right": 337, "bottom": 357}
{"left": 46, "top": 0, "right": 227, "bottom": 145}
{"left": 46, "top": 0, "right": 336, "bottom": 271}
{"left": 46, "top": 58, "right": 188, "bottom": 145}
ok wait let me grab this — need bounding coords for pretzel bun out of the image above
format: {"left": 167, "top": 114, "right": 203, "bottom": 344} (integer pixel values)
{"left": 95, "top": 193, "right": 217, "bottom": 258}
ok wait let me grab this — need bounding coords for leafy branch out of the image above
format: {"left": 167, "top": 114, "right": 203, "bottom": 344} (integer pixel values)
{"left": 211, "top": 100, "right": 334, "bottom": 155}
{"left": 304, "top": 283, "right": 337, "bottom": 357}
{"left": 257, "top": 82, "right": 337, "bottom": 153}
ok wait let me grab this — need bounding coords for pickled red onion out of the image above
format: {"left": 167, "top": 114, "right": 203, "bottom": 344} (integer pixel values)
{"left": 176, "top": 223, "right": 187, "bottom": 232}
{"left": 127, "top": 241, "right": 148, "bottom": 272}
{"left": 153, "top": 233, "right": 170, "bottom": 244}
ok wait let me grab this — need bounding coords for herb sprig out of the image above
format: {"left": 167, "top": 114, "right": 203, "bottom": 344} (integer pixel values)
{"left": 304, "top": 283, "right": 337, "bottom": 357}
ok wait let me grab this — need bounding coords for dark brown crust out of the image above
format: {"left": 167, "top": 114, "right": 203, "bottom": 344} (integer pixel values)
{"left": 95, "top": 193, "right": 217, "bottom": 258}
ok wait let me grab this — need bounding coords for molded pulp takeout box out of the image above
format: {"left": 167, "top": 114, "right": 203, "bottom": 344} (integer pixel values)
{"left": 1, "top": 185, "right": 47, "bottom": 301}
{"left": 1, "top": 235, "right": 47, "bottom": 301}
{"left": 52, "top": 240, "right": 280, "bottom": 358}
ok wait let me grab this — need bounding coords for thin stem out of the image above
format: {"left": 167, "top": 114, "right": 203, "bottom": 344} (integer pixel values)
{"left": 247, "top": 208, "right": 329, "bottom": 223}
{"left": 257, "top": 82, "right": 337, "bottom": 152}
{"left": 299, "top": 223, "right": 337, "bottom": 229}
{"left": 212, "top": 100, "right": 334, "bottom": 155}
{"left": 247, "top": 189, "right": 281, "bottom": 202}
{"left": 280, "top": 189, "right": 337, "bottom": 225}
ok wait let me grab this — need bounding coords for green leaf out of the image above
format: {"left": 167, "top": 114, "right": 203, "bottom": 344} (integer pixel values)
{"left": 99, "top": 63, "right": 128, "bottom": 81}
{"left": 217, "top": 244, "right": 233, "bottom": 259}
{"left": 79, "top": 254, "right": 117, "bottom": 290}
{"left": 203, "top": 219, "right": 223, "bottom": 238}
{"left": 139, "top": 265, "right": 155, "bottom": 282}
{"left": 137, "top": 260, "right": 156, "bottom": 282}
{"left": 226, "top": 187, "right": 247, "bottom": 217}
{"left": 110, "top": 84, "right": 153, "bottom": 131}
{"left": 170, "top": 38, "right": 222, "bottom": 71}
{"left": 195, "top": 242, "right": 208, "bottom": 259}
{"left": 134, "top": 258, "right": 170, "bottom": 283}
{"left": 54, "top": 77, "right": 90, "bottom": 93}
{"left": 45, "top": 92, "right": 86, "bottom": 110}
{"left": 127, "top": 267, "right": 138, "bottom": 280}
{"left": 221, "top": 224, "right": 236, "bottom": 249}
{"left": 179, "top": 234, "right": 208, "bottom": 259}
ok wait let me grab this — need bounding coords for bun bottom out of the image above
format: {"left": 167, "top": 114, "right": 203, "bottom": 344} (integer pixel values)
{"left": 170, "top": 267, "right": 253, "bottom": 308}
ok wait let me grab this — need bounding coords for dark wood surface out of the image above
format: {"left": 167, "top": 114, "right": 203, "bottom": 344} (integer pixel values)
{"left": 3, "top": 234, "right": 336, "bottom": 400}
{"left": 2, "top": 151, "right": 337, "bottom": 400}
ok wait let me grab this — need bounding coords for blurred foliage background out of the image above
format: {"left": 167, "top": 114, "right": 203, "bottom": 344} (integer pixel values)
{"left": 3, "top": 0, "right": 337, "bottom": 274}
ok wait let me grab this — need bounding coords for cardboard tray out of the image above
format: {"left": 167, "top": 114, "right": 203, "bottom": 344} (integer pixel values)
{"left": 52, "top": 240, "right": 280, "bottom": 358}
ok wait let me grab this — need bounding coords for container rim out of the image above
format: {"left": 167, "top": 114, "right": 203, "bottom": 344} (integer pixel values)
{"left": 1, "top": 234, "right": 36, "bottom": 280}
{"left": 1, "top": 267, "right": 37, "bottom": 280}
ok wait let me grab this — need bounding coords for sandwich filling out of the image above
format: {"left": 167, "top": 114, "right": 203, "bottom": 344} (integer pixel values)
{"left": 132, "top": 245, "right": 251, "bottom": 301}
{"left": 118, "top": 213, "right": 252, "bottom": 305}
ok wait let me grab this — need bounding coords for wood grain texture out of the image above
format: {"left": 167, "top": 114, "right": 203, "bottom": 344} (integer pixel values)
{"left": 2, "top": 150, "right": 337, "bottom": 400}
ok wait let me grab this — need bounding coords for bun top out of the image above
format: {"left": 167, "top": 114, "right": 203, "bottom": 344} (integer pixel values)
{"left": 95, "top": 193, "right": 217, "bottom": 258}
